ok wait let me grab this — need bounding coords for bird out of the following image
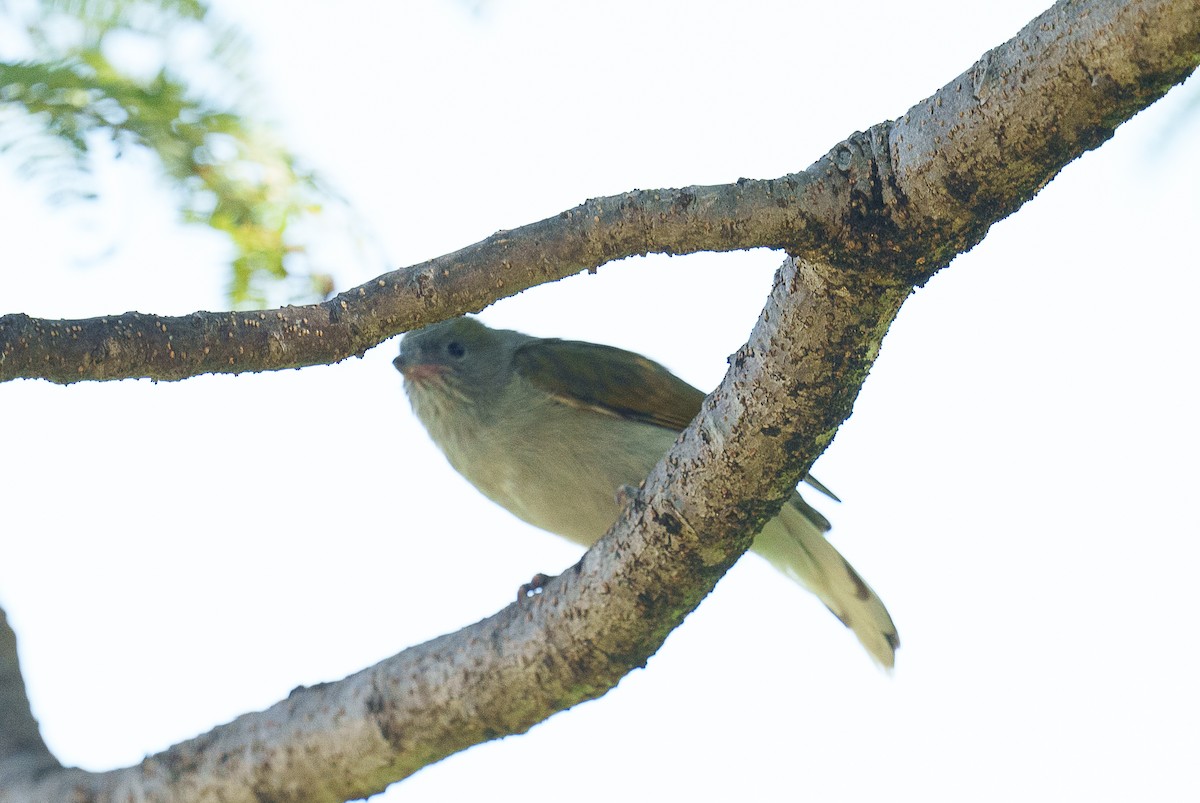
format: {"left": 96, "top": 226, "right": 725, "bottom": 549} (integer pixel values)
{"left": 393, "top": 316, "right": 899, "bottom": 667}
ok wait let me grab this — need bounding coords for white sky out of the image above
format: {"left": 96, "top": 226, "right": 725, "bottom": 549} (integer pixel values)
{"left": 2, "top": 1, "right": 1198, "bottom": 801}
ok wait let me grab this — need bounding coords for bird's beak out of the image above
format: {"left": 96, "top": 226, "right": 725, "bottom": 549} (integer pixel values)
{"left": 393, "top": 355, "right": 445, "bottom": 381}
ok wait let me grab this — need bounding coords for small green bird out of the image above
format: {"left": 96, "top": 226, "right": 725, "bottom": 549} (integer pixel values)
{"left": 394, "top": 317, "right": 899, "bottom": 667}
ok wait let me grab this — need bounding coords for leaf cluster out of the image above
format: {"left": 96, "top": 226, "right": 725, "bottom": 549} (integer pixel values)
{"left": 0, "top": 0, "right": 339, "bottom": 307}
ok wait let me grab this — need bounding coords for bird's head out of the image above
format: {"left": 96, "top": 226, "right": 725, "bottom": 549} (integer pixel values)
{"left": 393, "top": 317, "right": 513, "bottom": 418}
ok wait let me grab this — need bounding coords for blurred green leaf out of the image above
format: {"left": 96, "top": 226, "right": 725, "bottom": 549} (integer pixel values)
{"left": 0, "top": 0, "right": 352, "bottom": 308}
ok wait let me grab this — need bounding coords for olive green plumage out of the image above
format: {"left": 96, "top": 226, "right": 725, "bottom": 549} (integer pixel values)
{"left": 395, "top": 317, "right": 898, "bottom": 667}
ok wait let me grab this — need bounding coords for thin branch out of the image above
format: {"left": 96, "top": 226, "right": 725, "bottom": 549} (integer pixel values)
{"left": 0, "top": 0, "right": 1196, "bottom": 801}
{"left": 1, "top": 0, "right": 1193, "bottom": 386}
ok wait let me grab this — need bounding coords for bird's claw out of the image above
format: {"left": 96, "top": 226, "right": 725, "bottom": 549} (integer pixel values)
{"left": 518, "top": 572, "right": 554, "bottom": 601}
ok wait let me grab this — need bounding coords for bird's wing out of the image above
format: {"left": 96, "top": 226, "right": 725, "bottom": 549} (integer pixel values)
{"left": 513, "top": 338, "right": 840, "bottom": 502}
{"left": 512, "top": 338, "right": 705, "bottom": 432}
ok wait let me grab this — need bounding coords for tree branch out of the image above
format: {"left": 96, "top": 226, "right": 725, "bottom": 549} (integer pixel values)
{"left": 2, "top": 0, "right": 1193, "bottom": 386}
{"left": 0, "top": 609, "right": 59, "bottom": 790}
{"left": 0, "top": 252, "right": 906, "bottom": 803}
{"left": 0, "top": 0, "right": 1196, "bottom": 801}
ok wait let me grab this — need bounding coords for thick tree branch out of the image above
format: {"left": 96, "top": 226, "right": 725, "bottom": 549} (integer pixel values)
{"left": 0, "top": 0, "right": 1196, "bottom": 801}
{"left": 1, "top": 0, "right": 1193, "bottom": 386}
{"left": 1, "top": 254, "right": 905, "bottom": 803}
{"left": 0, "top": 610, "right": 58, "bottom": 790}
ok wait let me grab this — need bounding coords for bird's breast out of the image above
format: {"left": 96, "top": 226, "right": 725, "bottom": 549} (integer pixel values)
{"left": 431, "top": 393, "right": 679, "bottom": 548}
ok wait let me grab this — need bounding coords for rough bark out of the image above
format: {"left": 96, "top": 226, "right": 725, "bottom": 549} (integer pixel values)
{"left": 0, "top": 0, "right": 1196, "bottom": 801}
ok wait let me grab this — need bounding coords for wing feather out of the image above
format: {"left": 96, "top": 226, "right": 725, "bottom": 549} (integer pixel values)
{"left": 513, "top": 339, "right": 704, "bottom": 431}
{"left": 513, "top": 338, "right": 839, "bottom": 503}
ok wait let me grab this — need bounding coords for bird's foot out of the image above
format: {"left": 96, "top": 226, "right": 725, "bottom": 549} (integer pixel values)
{"left": 518, "top": 572, "right": 555, "bottom": 601}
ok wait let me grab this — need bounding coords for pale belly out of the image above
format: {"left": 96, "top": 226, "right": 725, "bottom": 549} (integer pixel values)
{"left": 446, "top": 405, "right": 679, "bottom": 547}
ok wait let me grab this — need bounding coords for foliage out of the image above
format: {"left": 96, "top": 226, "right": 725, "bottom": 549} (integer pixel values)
{"left": 0, "top": 0, "right": 340, "bottom": 307}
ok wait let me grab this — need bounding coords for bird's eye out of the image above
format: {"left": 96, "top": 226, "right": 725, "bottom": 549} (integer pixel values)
{"left": 446, "top": 341, "right": 466, "bottom": 359}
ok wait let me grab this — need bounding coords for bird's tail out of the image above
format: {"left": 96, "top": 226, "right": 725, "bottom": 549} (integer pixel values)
{"left": 751, "top": 497, "right": 899, "bottom": 668}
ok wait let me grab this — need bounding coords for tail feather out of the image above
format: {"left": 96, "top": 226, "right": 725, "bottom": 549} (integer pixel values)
{"left": 751, "top": 496, "right": 899, "bottom": 668}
